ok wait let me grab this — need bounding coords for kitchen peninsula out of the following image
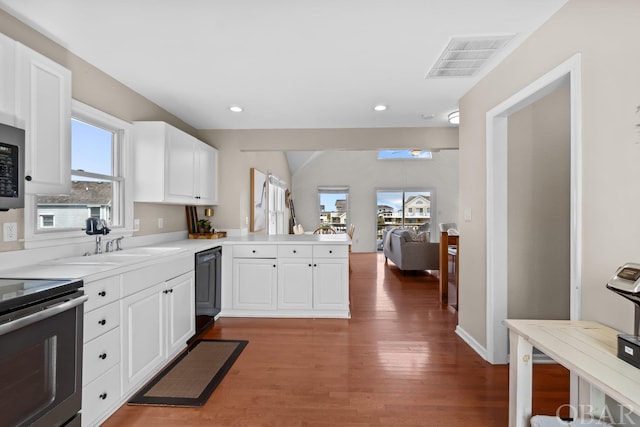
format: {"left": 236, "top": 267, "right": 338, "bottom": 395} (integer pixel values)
{"left": 221, "top": 234, "right": 351, "bottom": 319}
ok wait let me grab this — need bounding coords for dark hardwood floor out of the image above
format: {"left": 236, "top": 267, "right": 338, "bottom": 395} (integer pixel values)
{"left": 103, "top": 252, "right": 569, "bottom": 426}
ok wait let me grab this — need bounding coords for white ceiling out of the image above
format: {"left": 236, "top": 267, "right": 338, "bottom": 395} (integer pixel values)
{"left": 0, "top": 0, "right": 567, "bottom": 130}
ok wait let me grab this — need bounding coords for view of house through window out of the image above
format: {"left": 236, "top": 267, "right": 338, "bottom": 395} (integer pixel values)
{"left": 35, "top": 118, "right": 122, "bottom": 231}
{"left": 376, "top": 190, "right": 432, "bottom": 250}
{"left": 318, "top": 188, "right": 348, "bottom": 233}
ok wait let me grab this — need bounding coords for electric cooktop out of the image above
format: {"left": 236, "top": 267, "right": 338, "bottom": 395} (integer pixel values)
{"left": 0, "top": 278, "right": 83, "bottom": 316}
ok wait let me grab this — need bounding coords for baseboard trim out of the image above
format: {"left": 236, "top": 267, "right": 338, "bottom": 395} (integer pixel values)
{"left": 455, "top": 325, "right": 489, "bottom": 362}
{"left": 455, "top": 325, "right": 557, "bottom": 365}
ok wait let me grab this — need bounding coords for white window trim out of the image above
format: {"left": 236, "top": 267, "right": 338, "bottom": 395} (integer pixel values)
{"left": 24, "top": 100, "right": 134, "bottom": 248}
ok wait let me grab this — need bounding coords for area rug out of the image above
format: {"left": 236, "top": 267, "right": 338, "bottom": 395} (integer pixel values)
{"left": 128, "top": 339, "right": 248, "bottom": 407}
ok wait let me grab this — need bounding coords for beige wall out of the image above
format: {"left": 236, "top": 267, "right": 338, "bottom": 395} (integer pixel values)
{"left": 291, "top": 150, "right": 459, "bottom": 252}
{"left": 507, "top": 82, "right": 570, "bottom": 320}
{"left": 200, "top": 127, "right": 458, "bottom": 152}
{"left": 199, "top": 128, "right": 458, "bottom": 236}
{"left": 459, "top": 0, "right": 640, "bottom": 348}
{"left": 198, "top": 130, "right": 291, "bottom": 234}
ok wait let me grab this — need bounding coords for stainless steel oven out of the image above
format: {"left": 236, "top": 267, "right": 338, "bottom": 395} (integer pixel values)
{"left": 0, "top": 278, "right": 86, "bottom": 427}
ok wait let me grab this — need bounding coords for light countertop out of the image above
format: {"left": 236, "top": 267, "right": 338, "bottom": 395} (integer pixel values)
{"left": 0, "top": 234, "right": 350, "bottom": 281}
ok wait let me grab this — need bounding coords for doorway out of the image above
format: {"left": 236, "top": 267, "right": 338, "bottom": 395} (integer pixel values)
{"left": 486, "top": 54, "right": 582, "bottom": 365}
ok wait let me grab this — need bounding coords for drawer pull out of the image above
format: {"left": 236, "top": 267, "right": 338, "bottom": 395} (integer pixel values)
{"left": 98, "top": 291, "right": 106, "bottom": 297}
{"left": 98, "top": 319, "right": 106, "bottom": 326}
{"left": 252, "top": 250, "right": 256, "bottom": 253}
{"left": 329, "top": 250, "right": 333, "bottom": 254}
{"left": 99, "top": 353, "right": 107, "bottom": 360}
{"left": 308, "top": 264, "right": 312, "bottom": 267}
{"left": 293, "top": 250, "right": 297, "bottom": 254}
{"left": 273, "top": 264, "right": 276, "bottom": 268}
{"left": 99, "top": 393, "right": 108, "bottom": 400}
{"left": 313, "top": 264, "right": 317, "bottom": 267}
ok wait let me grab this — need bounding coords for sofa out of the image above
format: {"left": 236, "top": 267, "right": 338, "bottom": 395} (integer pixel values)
{"left": 382, "top": 228, "right": 440, "bottom": 272}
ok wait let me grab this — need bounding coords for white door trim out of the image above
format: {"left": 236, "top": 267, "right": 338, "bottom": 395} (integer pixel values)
{"left": 486, "top": 53, "right": 583, "bottom": 365}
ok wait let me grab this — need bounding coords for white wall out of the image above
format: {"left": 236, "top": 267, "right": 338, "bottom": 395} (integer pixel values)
{"left": 458, "top": 0, "right": 640, "bottom": 350}
{"left": 291, "top": 150, "right": 459, "bottom": 252}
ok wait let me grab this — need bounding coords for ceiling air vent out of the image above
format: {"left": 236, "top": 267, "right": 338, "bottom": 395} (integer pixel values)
{"left": 426, "top": 35, "right": 514, "bottom": 78}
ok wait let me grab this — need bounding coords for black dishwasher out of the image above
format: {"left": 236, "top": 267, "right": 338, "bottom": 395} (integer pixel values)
{"left": 194, "top": 246, "right": 222, "bottom": 337}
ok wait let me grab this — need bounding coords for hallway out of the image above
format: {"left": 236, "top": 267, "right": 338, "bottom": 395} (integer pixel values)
{"left": 103, "top": 252, "right": 569, "bottom": 426}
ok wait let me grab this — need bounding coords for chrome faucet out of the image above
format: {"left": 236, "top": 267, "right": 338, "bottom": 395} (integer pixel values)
{"left": 85, "top": 217, "right": 111, "bottom": 254}
{"left": 95, "top": 235, "right": 103, "bottom": 254}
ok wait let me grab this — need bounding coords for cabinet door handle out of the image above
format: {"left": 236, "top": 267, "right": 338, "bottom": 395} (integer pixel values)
{"left": 273, "top": 264, "right": 276, "bottom": 268}
{"left": 308, "top": 264, "right": 312, "bottom": 267}
{"left": 293, "top": 250, "right": 297, "bottom": 254}
{"left": 252, "top": 250, "right": 256, "bottom": 253}
{"left": 329, "top": 250, "right": 333, "bottom": 254}
{"left": 98, "top": 319, "right": 106, "bottom": 326}
{"left": 313, "top": 264, "right": 317, "bottom": 267}
{"left": 99, "top": 353, "right": 107, "bottom": 360}
{"left": 98, "top": 291, "right": 106, "bottom": 297}
{"left": 99, "top": 393, "right": 108, "bottom": 400}
{"left": 169, "top": 289, "right": 173, "bottom": 293}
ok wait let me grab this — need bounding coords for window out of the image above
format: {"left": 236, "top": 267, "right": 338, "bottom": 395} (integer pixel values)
{"left": 39, "top": 214, "right": 55, "bottom": 228}
{"left": 378, "top": 150, "right": 432, "bottom": 160}
{"left": 29, "top": 101, "right": 132, "bottom": 241}
{"left": 318, "top": 187, "right": 349, "bottom": 233}
{"left": 376, "top": 190, "right": 433, "bottom": 250}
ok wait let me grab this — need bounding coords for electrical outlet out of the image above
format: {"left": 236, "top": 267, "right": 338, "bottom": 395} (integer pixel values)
{"left": 134, "top": 218, "right": 140, "bottom": 230}
{"left": 158, "top": 218, "right": 164, "bottom": 229}
{"left": 3, "top": 222, "right": 17, "bottom": 242}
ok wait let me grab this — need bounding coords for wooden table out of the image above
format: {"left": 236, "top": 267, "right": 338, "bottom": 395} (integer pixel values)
{"left": 504, "top": 319, "right": 640, "bottom": 427}
{"left": 439, "top": 231, "right": 458, "bottom": 307}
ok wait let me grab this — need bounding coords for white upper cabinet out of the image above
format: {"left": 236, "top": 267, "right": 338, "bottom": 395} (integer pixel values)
{"left": 196, "top": 142, "right": 218, "bottom": 205}
{"left": 133, "top": 121, "right": 218, "bottom": 205}
{"left": 0, "top": 33, "right": 15, "bottom": 126}
{"left": 15, "top": 42, "right": 71, "bottom": 195}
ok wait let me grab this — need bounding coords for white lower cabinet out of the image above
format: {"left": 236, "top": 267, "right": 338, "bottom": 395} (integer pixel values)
{"left": 82, "top": 364, "right": 121, "bottom": 427}
{"left": 121, "top": 270, "right": 195, "bottom": 393}
{"left": 82, "top": 277, "right": 122, "bottom": 427}
{"left": 277, "top": 257, "right": 313, "bottom": 310}
{"left": 121, "top": 283, "right": 165, "bottom": 393}
{"left": 165, "top": 272, "right": 196, "bottom": 359}
{"left": 232, "top": 258, "right": 277, "bottom": 310}
{"left": 81, "top": 256, "right": 195, "bottom": 427}
{"left": 227, "top": 242, "right": 350, "bottom": 317}
{"left": 313, "top": 258, "right": 348, "bottom": 310}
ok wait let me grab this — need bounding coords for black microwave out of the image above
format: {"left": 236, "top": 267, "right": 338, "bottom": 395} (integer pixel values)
{"left": 0, "top": 122, "right": 25, "bottom": 211}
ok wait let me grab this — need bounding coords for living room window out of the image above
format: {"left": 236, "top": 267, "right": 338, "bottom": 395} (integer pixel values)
{"left": 27, "top": 101, "right": 133, "bottom": 244}
{"left": 318, "top": 187, "right": 349, "bottom": 233}
{"left": 376, "top": 190, "right": 432, "bottom": 250}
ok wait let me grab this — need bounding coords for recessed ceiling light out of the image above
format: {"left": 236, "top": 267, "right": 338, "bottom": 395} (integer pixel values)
{"left": 373, "top": 104, "right": 387, "bottom": 111}
{"left": 229, "top": 105, "right": 243, "bottom": 112}
{"left": 448, "top": 111, "right": 460, "bottom": 125}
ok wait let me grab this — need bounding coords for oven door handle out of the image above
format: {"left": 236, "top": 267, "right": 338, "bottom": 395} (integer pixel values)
{"left": 0, "top": 295, "right": 89, "bottom": 336}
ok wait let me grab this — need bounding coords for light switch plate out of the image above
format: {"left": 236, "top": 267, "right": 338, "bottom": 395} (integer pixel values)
{"left": 3, "top": 222, "right": 17, "bottom": 242}
{"left": 463, "top": 208, "right": 472, "bottom": 222}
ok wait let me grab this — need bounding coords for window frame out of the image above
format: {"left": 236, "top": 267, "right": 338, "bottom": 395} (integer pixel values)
{"left": 24, "top": 100, "right": 134, "bottom": 248}
{"left": 317, "top": 187, "right": 349, "bottom": 234}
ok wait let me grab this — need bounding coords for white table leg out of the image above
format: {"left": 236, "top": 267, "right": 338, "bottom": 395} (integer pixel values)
{"left": 509, "top": 330, "right": 533, "bottom": 427}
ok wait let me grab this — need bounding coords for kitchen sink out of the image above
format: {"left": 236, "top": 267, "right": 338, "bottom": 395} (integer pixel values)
{"left": 60, "top": 261, "right": 121, "bottom": 266}
{"left": 46, "top": 246, "right": 183, "bottom": 266}
{"left": 111, "top": 247, "right": 182, "bottom": 256}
